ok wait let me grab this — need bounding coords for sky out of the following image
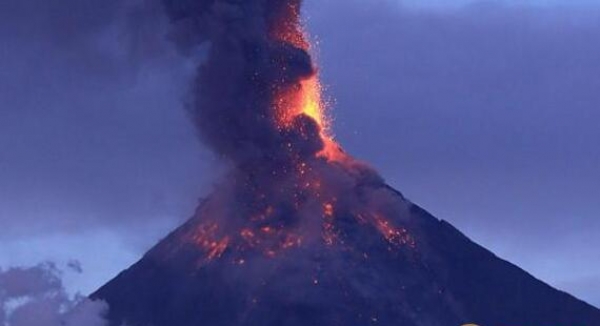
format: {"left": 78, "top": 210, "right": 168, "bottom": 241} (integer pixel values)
{"left": 0, "top": 0, "right": 599, "bottom": 310}
{"left": 402, "top": 0, "right": 600, "bottom": 7}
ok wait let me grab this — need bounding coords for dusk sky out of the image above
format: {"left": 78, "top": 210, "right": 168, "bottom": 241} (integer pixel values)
{"left": 1, "top": 0, "right": 599, "bottom": 309}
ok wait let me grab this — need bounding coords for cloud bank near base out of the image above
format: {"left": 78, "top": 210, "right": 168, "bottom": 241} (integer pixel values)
{"left": 0, "top": 263, "right": 108, "bottom": 326}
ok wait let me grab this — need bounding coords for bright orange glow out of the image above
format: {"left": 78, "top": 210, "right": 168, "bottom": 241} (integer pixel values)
{"left": 272, "top": 20, "right": 346, "bottom": 162}
{"left": 186, "top": 223, "right": 231, "bottom": 265}
{"left": 372, "top": 214, "right": 416, "bottom": 249}
{"left": 260, "top": 226, "right": 274, "bottom": 234}
{"left": 322, "top": 203, "right": 337, "bottom": 245}
{"left": 207, "top": 237, "right": 230, "bottom": 260}
{"left": 299, "top": 76, "right": 346, "bottom": 161}
{"left": 300, "top": 78, "right": 325, "bottom": 127}
{"left": 323, "top": 203, "right": 334, "bottom": 217}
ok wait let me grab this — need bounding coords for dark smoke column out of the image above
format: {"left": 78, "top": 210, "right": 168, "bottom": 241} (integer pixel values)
{"left": 161, "top": 0, "right": 327, "bottom": 169}
{"left": 160, "top": 0, "right": 353, "bottom": 234}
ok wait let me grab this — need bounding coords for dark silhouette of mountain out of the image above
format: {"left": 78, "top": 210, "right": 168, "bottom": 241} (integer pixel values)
{"left": 93, "top": 185, "right": 600, "bottom": 326}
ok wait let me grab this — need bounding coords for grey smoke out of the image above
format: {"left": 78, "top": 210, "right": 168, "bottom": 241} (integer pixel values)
{"left": 160, "top": 0, "right": 324, "bottom": 167}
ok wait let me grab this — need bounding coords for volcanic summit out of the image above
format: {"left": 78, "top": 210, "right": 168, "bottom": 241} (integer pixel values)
{"left": 93, "top": 0, "right": 600, "bottom": 325}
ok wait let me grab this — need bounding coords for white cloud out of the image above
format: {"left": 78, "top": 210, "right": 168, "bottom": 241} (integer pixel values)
{"left": 0, "top": 263, "right": 108, "bottom": 326}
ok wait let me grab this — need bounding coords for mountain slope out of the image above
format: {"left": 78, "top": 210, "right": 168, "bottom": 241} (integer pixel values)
{"left": 93, "top": 185, "right": 600, "bottom": 326}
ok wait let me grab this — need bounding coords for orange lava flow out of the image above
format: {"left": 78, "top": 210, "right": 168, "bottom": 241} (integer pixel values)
{"left": 372, "top": 214, "right": 417, "bottom": 249}
{"left": 299, "top": 76, "right": 345, "bottom": 161}
{"left": 273, "top": 19, "right": 345, "bottom": 162}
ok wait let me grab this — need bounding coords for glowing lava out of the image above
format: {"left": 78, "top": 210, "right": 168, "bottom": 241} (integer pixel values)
{"left": 271, "top": 10, "right": 345, "bottom": 162}
{"left": 299, "top": 76, "right": 345, "bottom": 161}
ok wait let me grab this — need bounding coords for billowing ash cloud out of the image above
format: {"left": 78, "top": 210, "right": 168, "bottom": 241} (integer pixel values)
{"left": 154, "top": 0, "right": 390, "bottom": 251}
{"left": 161, "top": 0, "right": 323, "bottom": 167}
{"left": 0, "top": 263, "right": 108, "bottom": 326}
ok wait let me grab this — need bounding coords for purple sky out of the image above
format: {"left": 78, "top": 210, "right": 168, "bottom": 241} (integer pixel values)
{"left": 1, "top": 0, "right": 599, "bottom": 308}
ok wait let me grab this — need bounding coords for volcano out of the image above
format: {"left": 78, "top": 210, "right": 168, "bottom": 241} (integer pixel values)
{"left": 93, "top": 0, "right": 600, "bottom": 325}
{"left": 94, "top": 186, "right": 600, "bottom": 326}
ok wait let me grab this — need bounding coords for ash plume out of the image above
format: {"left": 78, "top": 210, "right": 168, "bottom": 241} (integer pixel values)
{"left": 162, "top": 0, "right": 323, "bottom": 167}
{"left": 157, "top": 0, "right": 391, "bottom": 240}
